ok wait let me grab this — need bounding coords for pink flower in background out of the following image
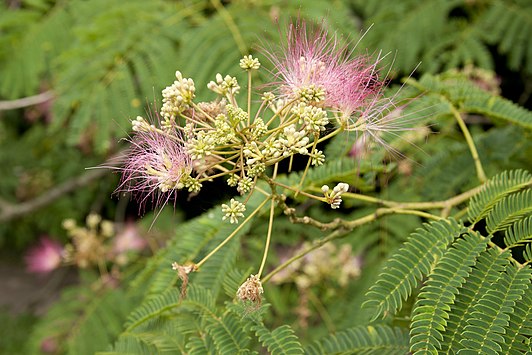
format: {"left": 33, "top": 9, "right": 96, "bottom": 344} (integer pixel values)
{"left": 113, "top": 221, "right": 147, "bottom": 254}
{"left": 117, "top": 129, "right": 192, "bottom": 209}
{"left": 25, "top": 236, "right": 63, "bottom": 274}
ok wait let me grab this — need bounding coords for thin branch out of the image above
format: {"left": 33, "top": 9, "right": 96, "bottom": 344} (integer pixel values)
{"left": 0, "top": 91, "right": 54, "bottom": 111}
{"left": 0, "top": 154, "right": 124, "bottom": 223}
{"left": 0, "top": 169, "right": 109, "bottom": 222}
{"left": 263, "top": 208, "right": 441, "bottom": 283}
{"left": 307, "top": 184, "right": 483, "bottom": 211}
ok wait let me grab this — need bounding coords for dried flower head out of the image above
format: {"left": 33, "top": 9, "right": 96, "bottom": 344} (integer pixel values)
{"left": 172, "top": 261, "right": 198, "bottom": 298}
{"left": 237, "top": 274, "right": 264, "bottom": 303}
{"left": 25, "top": 236, "right": 64, "bottom": 274}
{"left": 62, "top": 215, "right": 110, "bottom": 268}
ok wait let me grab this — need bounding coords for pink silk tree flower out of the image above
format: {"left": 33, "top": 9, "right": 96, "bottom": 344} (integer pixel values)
{"left": 25, "top": 236, "right": 63, "bottom": 274}
{"left": 263, "top": 20, "right": 385, "bottom": 113}
{"left": 264, "top": 19, "right": 419, "bottom": 155}
{"left": 117, "top": 129, "right": 192, "bottom": 210}
{"left": 329, "top": 55, "right": 386, "bottom": 120}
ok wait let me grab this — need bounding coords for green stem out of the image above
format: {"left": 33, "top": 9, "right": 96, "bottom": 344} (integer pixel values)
{"left": 257, "top": 163, "right": 278, "bottom": 277}
{"left": 263, "top": 228, "right": 345, "bottom": 283}
{"left": 196, "top": 196, "right": 270, "bottom": 268}
{"left": 271, "top": 180, "right": 326, "bottom": 202}
{"left": 262, "top": 207, "right": 441, "bottom": 283}
{"left": 247, "top": 71, "right": 252, "bottom": 126}
{"left": 210, "top": 0, "right": 246, "bottom": 54}
{"left": 295, "top": 134, "right": 318, "bottom": 197}
{"left": 257, "top": 198, "right": 275, "bottom": 278}
{"left": 450, "top": 105, "right": 487, "bottom": 183}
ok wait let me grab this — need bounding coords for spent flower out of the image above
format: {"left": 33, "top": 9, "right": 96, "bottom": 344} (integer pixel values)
{"left": 237, "top": 274, "right": 264, "bottom": 303}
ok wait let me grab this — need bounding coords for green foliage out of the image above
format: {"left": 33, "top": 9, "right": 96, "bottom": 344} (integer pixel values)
{"left": 252, "top": 323, "right": 303, "bottom": 355}
{"left": 407, "top": 72, "right": 532, "bottom": 129}
{"left": 26, "top": 275, "right": 139, "bottom": 355}
{"left": 468, "top": 169, "right": 532, "bottom": 224}
{"left": 460, "top": 265, "right": 531, "bottom": 354}
{"left": 363, "top": 219, "right": 464, "bottom": 320}
{"left": 306, "top": 325, "right": 409, "bottom": 354}
{"left": 480, "top": 0, "right": 532, "bottom": 74}
{"left": 364, "top": 170, "right": 532, "bottom": 354}
{"left": 0, "top": 309, "right": 37, "bottom": 354}
{"left": 352, "top": 0, "right": 532, "bottom": 75}
{"left": 409, "top": 231, "right": 487, "bottom": 352}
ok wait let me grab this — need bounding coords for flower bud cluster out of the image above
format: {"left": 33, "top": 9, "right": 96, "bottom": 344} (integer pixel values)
{"left": 239, "top": 55, "right": 261, "bottom": 70}
{"left": 322, "top": 182, "right": 349, "bottom": 209}
{"left": 207, "top": 73, "right": 240, "bottom": 96}
{"left": 160, "top": 71, "right": 196, "bottom": 126}
{"left": 221, "top": 198, "right": 246, "bottom": 224}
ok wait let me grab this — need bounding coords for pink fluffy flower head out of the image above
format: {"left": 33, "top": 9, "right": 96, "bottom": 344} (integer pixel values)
{"left": 264, "top": 20, "right": 385, "bottom": 113}
{"left": 25, "top": 236, "right": 64, "bottom": 274}
{"left": 118, "top": 129, "right": 192, "bottom": 210}
{"left": 265, "top": 20, "right": 420, "bottom": 156}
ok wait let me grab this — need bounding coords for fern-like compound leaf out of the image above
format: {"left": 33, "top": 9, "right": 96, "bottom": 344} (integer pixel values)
{"left": 306, "top": 325, "right": 409, "bottom": 355}
{"left": 480, "top": 0, "right": 532, "bottom": 74}
{"left": 468, "top": 169, "right": 532, "bottom": 225}
{"left": 441, "top": 247, "right": 511, "bottom": 353}
{"left": 504, "top": 215, "right": 532, "bottom": 248}
{"left": 252, "top": 323, "right": 303, "bottom": 355}
{"left": 125, "top": 286, "right": 215, "bottom": 331}
{"left": 459, "top": 264, "right": 532, "bottom": 354}
{"left": 486, "top": 189, "right": 532, "bottom": 234}
{"left": 412, "top": 74, "right": 532, "bottom": 130}
{"left": 206, "top": 313, "right": 251, "bottom": 354}
{"left": 409, "top": 231, "right": 487, "bottom": 353}
{"left": 124, "top": 288, "right": 182, "bottom": 331}
{"left": 523, "top": 243, "right": 532, "bottom": 264}
{"left": 363, "top": 219, "right": 463, "bottom": 320}
{"left": 501, "top": 287, "right": 532, "bottom": 354}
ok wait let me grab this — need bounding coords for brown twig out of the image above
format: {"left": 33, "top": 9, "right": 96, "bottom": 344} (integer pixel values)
{"left": 0, "top": 91, "right": 54, "bottom": 111}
